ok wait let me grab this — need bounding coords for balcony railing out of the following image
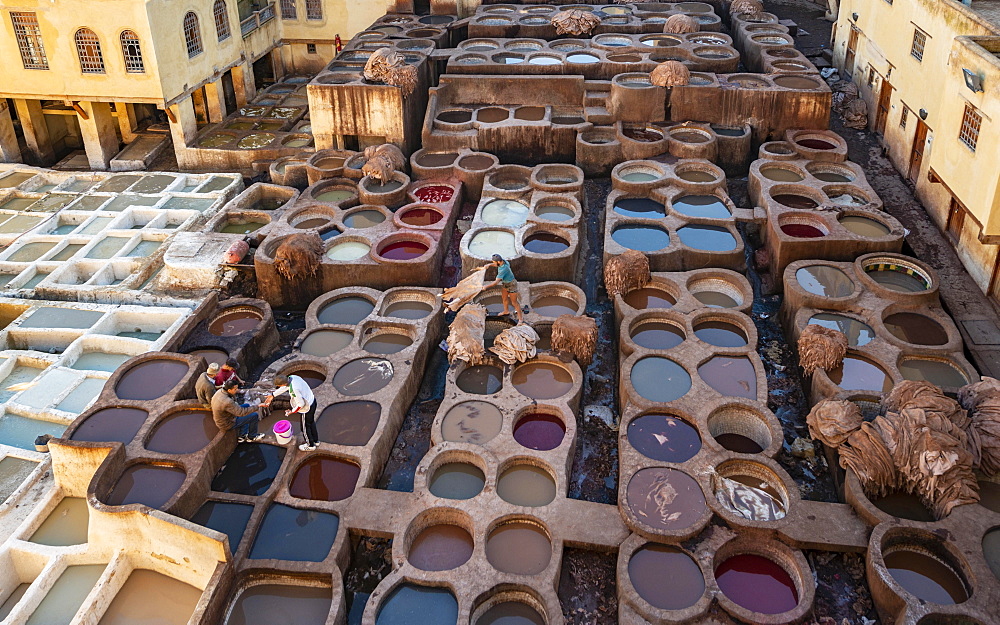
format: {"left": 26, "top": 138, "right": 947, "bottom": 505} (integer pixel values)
{"left": 241, "top": 2, "right": 276, "bottom": 38}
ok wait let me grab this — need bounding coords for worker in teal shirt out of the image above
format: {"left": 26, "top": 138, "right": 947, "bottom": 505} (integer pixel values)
{"left": 487, "top": 254, "right": 524, "bottom": 323}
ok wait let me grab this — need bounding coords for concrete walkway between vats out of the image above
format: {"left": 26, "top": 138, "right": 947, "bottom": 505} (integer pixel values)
{"left": 768, "top": 0, "right": 1000, "bottom": 379}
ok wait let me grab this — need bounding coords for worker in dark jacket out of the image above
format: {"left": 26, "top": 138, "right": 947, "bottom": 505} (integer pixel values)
{"left": 211, "top": 380, "right": 263, "bottom": 442}
{"left": 195, "top": 363, "right": 220, "bottom": 406}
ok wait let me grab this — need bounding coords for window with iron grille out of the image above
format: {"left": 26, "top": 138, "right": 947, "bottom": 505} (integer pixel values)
{"left": 911, "top": 28, "right": 927, "bottom": 62}
{"left": 183, "top": 11, "right": 203, "bottom": 58}
{"left": 959, "top": 104, "right": 982, "bottom": 151}
{"left": 867, "top": 65, "right": 876, "bottom": 87}
{"left": 120, "top": 30, "right": 144, "bottom": 73}
{"left": 281, "top": 0, "right": 296, "bottom": 20}
{"left": 305, "top": 0, "right": 322, "bottom": 20}
{"left": 213, "top": 0, "right": 231, "bottom": 41}
{"left": 900, "top": 106, "right": 909, "bottom": 128}
{"left": 10, "top": 12, "right": 48, "bottom": 70}
{"left": 74, "top": 28, "right": 105, "bottom": 73}
{"left": 307, "top": 43, "right": 317, "bottom": 53}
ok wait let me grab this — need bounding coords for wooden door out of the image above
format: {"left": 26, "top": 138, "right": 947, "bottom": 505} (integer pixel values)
{"left": 908, "top": 118, "right": 929, "bottom": 183}
{"left": 845, "top": 27, "right": 859, "bottom": 78}
{"left": 875, "top": 78, "right": 892, "bottom": 135}
{"left": 946, "top": 197, "right": 965, "bottom": 243}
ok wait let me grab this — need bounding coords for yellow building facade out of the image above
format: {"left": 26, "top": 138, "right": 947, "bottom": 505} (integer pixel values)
{"left": 0, "top": 0, "right": 394, "bottom": 170}
{"left": 832, "top": 0, "right": 1000, "bottom": 300}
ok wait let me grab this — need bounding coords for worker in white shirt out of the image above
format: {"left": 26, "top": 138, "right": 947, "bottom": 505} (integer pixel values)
{"left": 265, "top": 374, "right": 318, "bottom": 451}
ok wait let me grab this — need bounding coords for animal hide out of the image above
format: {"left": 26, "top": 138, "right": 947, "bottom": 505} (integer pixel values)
{"left": 551, "top": 314, "right": 597, "bottom": 365}
{"left": 650, "top": 61, "right": 691, "bottom": 87}
{"left": 797, "top": 323, "right": 847, "bottom": 376}
{"left": 551, "top": 9, "right": 601, "bottom": 36}
{"left": 363, "top": 48, "right": 418, "bottom": 95}
{"left": 806, "top": 399, "right": 863, "bottom": 447}
{"left": 446, "top": 304, "right": 487, "bottom": 365}
{"left": 442, "top": 268, "right": 488, "bottom": 312}
{"left": 273, "top": 233, "right": 323, "bottom": 282}
{"left": 730, "top": 0, "right": 764, "bottom": 15}
{"left": 663, "top": 14, "right": 698, "bottom": 34}
{"left": 604, "top": 250, "right": 650, "bottom": 298}
{"left": 490, "top": 325, "right": 539, "bottom": 365}
{"left": 958, "top": 377, "right": 1000, "bottom": 411}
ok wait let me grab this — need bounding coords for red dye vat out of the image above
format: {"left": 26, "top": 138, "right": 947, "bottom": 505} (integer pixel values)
{"left": 379, "top": 240, "right": 429, "bottom": 260}
{"left": 414, "top": 185, "right": 454, "bottom": 203}
{"left": 715, "top": 554, "right": 798, "bottom": 614}
{"left": 400, "top": 207, "right": 443, "bottom": 226}
{"left": 780, "top": 223, "right": 825, "bottom": 238}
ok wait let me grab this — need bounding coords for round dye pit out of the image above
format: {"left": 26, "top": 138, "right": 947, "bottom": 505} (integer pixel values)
{"left": 714, "top": 433, "right": 765, "bottom": 454}
{"left": 840, "top": 215, "right": 890, "bottom": 237}
{"left": 437, "top": 110, "right": 472, "bottom": 124}
{"left": 613, "top": 198, "right": 666, "bottom": 219}
{"left": 497, "top": 465, "right": 556, "bottom": 507}
{"left": 865, "top": 266, "right": 930, "bottom": 292}
{"left": 979, "top": 480, "right": 1000, "bottom": 513}
{"left": 535, "top": 203, "right": 575, "bottom": 222}
{"left": 715, "top": 554, "right": 798, "bottom": 614}
{"left": 225, "top": 585, "right": 333, "bottom": 625}
{"left": 628, "top": 544, "right": 705, "bottom": 610}
{"left": 611, "top": 225, "right": 670, "bottom": 252}
{"left": 478, "top": 106, "right": 512, "bottom": 120}
{"left": 105, "top": 464, "right": 185, "bottom": 509}
{"left": 884, "top": 547, "right": 968, "bottom": 604}
{"left": 317, "top": 296, "right": 375, "bottom": 325}
{"left": 383, "top": 298, "right": 433, "bottom": 319}
{"left": 212, "top": 443, "right": 286, "bottom": 496}
{"left": 630, "top": 321, "right": 685, "bottom": 350}
{"left": 511, "top": 362, "right": 573, "bottom": 400}
{"left": 297, "top": 217, "right": 332, "bottom": 230}
{"left": 513, "top": 413, "right": 565, "bottom": 451}
{"left": 884, "top": 312, "right": 948, "bottom": 345}
{"left": 808, "top": 313, "right": 874, "bottom": 347}
{"left": 627, "top": 414, "right": 701, "bottom": 462}
{"left": 626, "top": 467, "right": 706, "bottom": 531}
{"left": 468, "top": 230, "right": 517, "bottom": 259}
{"left": 458, "top": 155, "right": 494, "bottom": 171}
{"left": 829, "top": 355, "right": 892, "bottom": 392}
{"left": 623, "top": 126, "right": 664, "bottom": 142}
{"left": 623, "top": 287, "right": 675, "bottom": 309}
{"left": 486, "top": 521, "right": 551, "bottom": 575}
{"left": 146, "top": 410, "right": 216, "bottom": 454}
{"left": 72, "top": 407, "right": 148, "bottom": 444}
{"left": 677, "top": 225, "right": 737, "bottom": 251}
{"left": 810, "top": 168, "right": 854, "bottom": 183}
{"left": 363, "top": 179, "right": 404, "bottom": 194}
{"left": 567, "top": 53, "right": 599, "bottom": 63}
{"left": 618, "top": 168, "right": 661, "bottom": 183}
{"left": 399, "top": 207, "right": 443, "bottom": 227}
{"left": 760, "top": 166, "right": 805, "bottom": 182}
{"left": 476, "top": 602, "right": 544, "bottom": 625}
{"left": 797, "top": 137, "right": 837, "bottom": 150}
{"left": 692, "top": 289, "right": 740, "bottom": 308}
{"left": 530, "top": 295, "right": 577, "bottom": 317}
{"left": 984, "top": 529, "right": 1000, "bottom": 582}
{"left": 671, "top": 195, "right": 731, "bottom": 219}
{"left": 794, "top": 265, "right": 854, "bottom": 297}
{"left": 326, "top": 241, "right": 371, "bottom": 261}
{"left": 343, "top": 210, "right": 386, "bottom": 229}
{"left": 780, "top": 223, "right": 825, "bottom": 238}
{"left": 300, "top": 330, "right": 353, "bottom": 357}
{"left": 317, "top": 401, "right": 380, "bottom": 446}
{"left": 209, "top": 309, "right": 263, "bottom": 336}
{"left": 429, "top": 463, "right": 485, "bottom": 499}
{"left": 482, "top": 199, "right": 530, "bottom": 227}
{"left": 376, "top": 585, "right": 458, "bottom": 625}
{"left": 292, "top": 369, "right": 326, "bottom": 388}
{"left": 698, "top": 356, "right": 757, "bottom": 399}
{"left": 631, "top": 357, "right": 691, "bottom": 402}
{"left": 408, "top": 524, "right": 474, "bottom": 571}
{"left": 441, "top": 401, "right": 503, "bottom": 445}
{"left": 671, "top": 130, "right": 711, "bottom": 144}
{"left": 363, "top": 332, "right": 413, "bottom": 354}
{"left": 677, "top": 168, "right": 719, "bottom": 183}
{"left": 414, "top": 185, "right": 455, "bottom": 203}
{"left": 289, "top": 456, "right": 360, "bottom": 502}
{"left": 332, "top": 358, "right": 393, "bottom": 395}
{"left": 379, "top": 240, "right": 428, "bottom": 261}
{"left": 457, "top": 365, "right": 503, "bottom": 394}
{"left": 522, "top": 232, "right": 569, "bottom": 255}
{"left": 116, "top": 360, "right": 189, "bottom": 400}
{"left": 315, "top": 188, "right": 356, "bottom": 204}
{"left": 189, "top": 348, "right": 228, "bottom": 367}
{"left": 899, "top": 358, "right": 968, "bottom": 387}
{"left": 772, "top": 194, "right": 819, "bottom": 209}
{"left": 873, "top": 491, "right": 935, "bottom": 522}
{"left": 417, "top": 152, "right": 458, "bottom": 167}
{"left": 694, "top": 320, "right": 747, "bottom": 347}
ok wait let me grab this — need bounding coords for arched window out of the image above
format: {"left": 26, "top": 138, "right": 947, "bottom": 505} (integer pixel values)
{"left": 75, "top": 28, "right": 105, "bottom": 73}
{"left": 183, "top": 12, "right": 202, "bottom": 58}
{"left": 120, "top": 30, "right": 144, "bottom": 73}
{"left": 213, "top": 0, "right": 231, "bottom": 42}
{"left": 280, "top": 0, "right": 296, "bottom": 20}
